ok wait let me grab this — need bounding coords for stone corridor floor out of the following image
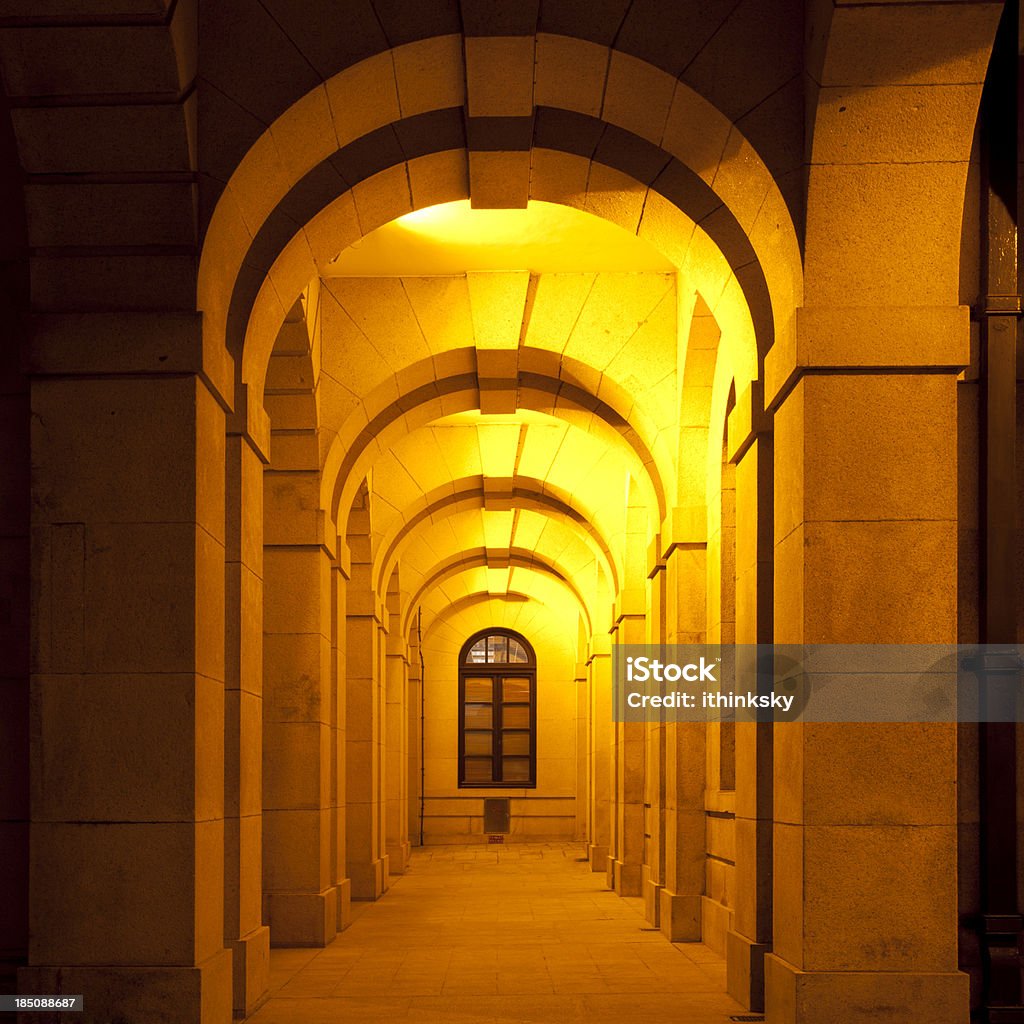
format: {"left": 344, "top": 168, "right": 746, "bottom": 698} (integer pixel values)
{"left": 246, "top": 843, "right": 750, "bottom": 1024}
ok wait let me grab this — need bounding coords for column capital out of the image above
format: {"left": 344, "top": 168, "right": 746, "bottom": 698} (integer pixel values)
{"left": 27, "top": 312, "right": 235, "bottom": 412}
{"left": 659, "top": 505, "right": 707, "bottom": 559}
{"left": 765, "top": 305, "right": 970, "bottom": 410}
{"left": 647, "top": 533, "right": 666, "bottom": 579}
{"left": 727, "top": 380, "right": 771, "bottom": 464}
{"left": 226, "top": 383, "right": 271, "bottom": 463}
{"left": 588, "top": 633, "right": 612, "bottom": 661}
{"left": 334, "top": 539, "right": 352, "bottom": 580}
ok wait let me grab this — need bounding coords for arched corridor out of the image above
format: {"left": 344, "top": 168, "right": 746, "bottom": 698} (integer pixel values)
{"left": 0, "top": 3, "right": 1022, "bottom": 1023}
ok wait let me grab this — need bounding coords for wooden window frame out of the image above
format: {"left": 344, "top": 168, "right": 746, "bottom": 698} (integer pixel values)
{"left": 457, "top": 628, "right": 537, "bottom": 789}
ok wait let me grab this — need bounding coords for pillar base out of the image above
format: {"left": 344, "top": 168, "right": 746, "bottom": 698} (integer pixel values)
{"left": 228, "top": 925, "right": 269, "bottom": 1018}
{"left": 336, "top": 878, "right": 352, "bottom": 933}
{"left": 612, "top": 858, "right": 643, "bottom": 897}
{"left": 349, "top": 857, "right": 385, "bottom": 900}
{"left": 386, "top": 843, "right": 410, "bottom": 875}
{"left": 587, "top": 844, "right": 607, "bottom": 872}
{"left": 764, "top": 953, "right": 970, "bottom": 1024}
{"left": 701, "top": 896, "right": 732, "bottom": 956}
{"left": 18, "top": 948, "right": 232, "bottom": 1024}
{"left": 265, "top": 887, "right": 337, "bottom": 947}
{"left": 659, "top": 888, "right": 701, "bottom": 941}
{"left": 642, "top": 870, "right": 663, "bottom": 926}
{"left": 726, "top": 930, "right": 769, "bottom": 1012}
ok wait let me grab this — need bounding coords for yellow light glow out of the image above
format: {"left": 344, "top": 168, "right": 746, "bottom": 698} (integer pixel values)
{"left": 327, "top": 200, "right": 674, "bottom": 275}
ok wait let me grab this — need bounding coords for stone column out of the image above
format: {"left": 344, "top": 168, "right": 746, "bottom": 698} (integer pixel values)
{"left": 407, "top": 628, "right": 423, "bottom": 849}
{"left": 609, "top": 609, "right": 646, "bottom": 896}
{"left": 763, "top": 309, "right": 969, "bottom": 1022}
{"left": 608, "top": 487, "right": 650, "bottom": 896}
{"left": 330, "top": 546, "right": 352, "bottom": 932}
{"left": 0, "top": 308, "right": 28, "bottom": 982}
{"left": 22, "top": 312, "right": 234, "bottom": 1021}
{"left": 643, "top": 549, "right": 667, "bottom": 925}
{"left": 345, "top": 522, "right": 386, "bottom": 899}
{"left": 660, "top": 506, "right": 708, "bottom": 941}
{"left": 384, "top": 638, "right": 410, "bottom": 875}
{"left": 575, "top": 658, "right": 589, "bottom": 841}
{"left": 262, "top": 528, "right": 337, "bottom": 946}
{"left": 725, "top": 384, "right": 774, "bottom": 1012}
{"left": 224, "top": 394, "right": 270, "bottom": 1012}
{"left": 587, "top": 635, "right": 611, "bottom": 871}
{"left": 376, "top": 619, "right": 390, "bottom": 889}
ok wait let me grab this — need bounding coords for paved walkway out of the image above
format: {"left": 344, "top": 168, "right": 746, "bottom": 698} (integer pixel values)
{"left": 246, "top": 843, "right": 750, "bottom": 1024}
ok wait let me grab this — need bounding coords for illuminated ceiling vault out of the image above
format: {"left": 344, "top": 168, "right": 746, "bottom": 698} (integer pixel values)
{"left": 261, "top": 197, "right": 755, "bottom": 646}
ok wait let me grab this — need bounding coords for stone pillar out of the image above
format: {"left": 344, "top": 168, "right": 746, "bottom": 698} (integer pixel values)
{"left": 660, "top": 506, "right": 708, "bottom": 941}
{"left": 643, "top": 548, "right": 668, "bottom": 925}
{"left": 587, "top": 635, "right": 611, "bottom": 871}
{"left": 330, "top": 546, "right": 352, "bottom": 933}
{"left": 345, "top": 519, "right": 386, "bottom": 900}
{"left": 22, "top": 312, "right": 234, "bottom": 1022}
{"left": 725, "top": 384, "right": 774, "bottom": 1012}
{"left": 763, "top": 310, "right": 969, "bottom": 1022}
{"left": 608, "top": 486, "right": 649, "bottom": 896}
{"left": 384, "top": 636, "right": 410, "bottom": 874}
{"left": 376, "top": 619, "right": 390, "bottom": 888}
{"left": 262, "top": 530, "right": 337, "bottom": 946}
{"left": 223, "top": 396, "right": 270, "bottom": 1012}
{"left": 575, "top": 658, "right": 589, "bottom": 841}
{"left": 0, "top": 309, "right": 28, "bottom": 984}
{"left": 407, "top": 627, "right": 423, "bottom": 849}
{"left": 261, "top": 312, "right": 338, "bottom": 947}
{"left": 609, "top": 610, "right": 646, "bottom": 896}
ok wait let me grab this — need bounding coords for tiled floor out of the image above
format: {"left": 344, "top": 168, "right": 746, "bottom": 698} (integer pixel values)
{"left": 247, "top": 843, "right": 749, "bottom": 1024}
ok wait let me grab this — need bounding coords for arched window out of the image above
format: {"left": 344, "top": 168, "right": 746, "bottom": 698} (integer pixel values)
{"left": 458, "top": 629, "right": 537, "bottom": 788}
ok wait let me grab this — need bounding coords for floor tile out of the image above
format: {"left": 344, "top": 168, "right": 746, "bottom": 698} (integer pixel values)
{"left": 247, "top": 843, "right": 749, "bottom": 1023}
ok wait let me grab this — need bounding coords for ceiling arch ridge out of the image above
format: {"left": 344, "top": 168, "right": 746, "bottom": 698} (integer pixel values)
{"left": 395, "top": 507, "right": 603, "bottom": 603}
{"left": 371, "top": 473, "right": 622, "bottom": 598}
{"left": 400, "top": 546, "right": 594, "bottom": 640}
{"left": 417, "top": 591, "right": 573, "bottom": 651}
{"left": 323, "top": 361, "right": 668, "bottom": 539}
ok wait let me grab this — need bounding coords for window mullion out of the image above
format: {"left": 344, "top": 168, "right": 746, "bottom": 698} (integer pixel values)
{"left": 494, "top": 675, "right": 503, "bottom": 782}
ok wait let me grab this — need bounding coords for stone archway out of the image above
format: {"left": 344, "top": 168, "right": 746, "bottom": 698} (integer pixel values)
{"left": 0, "top": 3, "right": 1005, "bottom": 1022}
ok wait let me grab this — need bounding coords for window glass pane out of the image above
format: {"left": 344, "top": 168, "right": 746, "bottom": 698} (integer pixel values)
{"left": 464, "top": 704, "right": 492, "bottom": 729}
{"left": 502, "top": 757, "right": 531, "bottom": 783}
{"left": 464, "top": 678, "right": 492, "bottom": 702}
{"left": 502, "top": 730, "right": 530, "bottom": 755}
{"left": 502, "top": 705, "right": 530, "bottom": 729}
{"left": 507, "top": 638, "right": 529, "bottom": 663}
{"left": 466, "top": 639, "right": 488, "bottom": 664}
{"left": 463, "top": 757, "right": 493, "bottom": 783}
{"left": 487, "top": 635, "right": 508, "bottom": 662}
{"left": 502, "top": 677, "right": 530, "bottom": 702}
{"left": 464, "top": 731, "right": 492, "bottom": 756}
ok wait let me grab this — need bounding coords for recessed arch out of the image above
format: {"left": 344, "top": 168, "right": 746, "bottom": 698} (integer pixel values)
{"left": 372, "top": 474, "right": 621, "bottom": 597}
{"left": 392, "top": 505, "right": 609, "bottom": 640}
{"left": 323, "top": 356, "right": 668, "bottom": 531}
{"left": 196, "top": 34, "right": 803, "bottom": 415}
{"left": 400, "top": 548, "right": 594, "bottom": 639}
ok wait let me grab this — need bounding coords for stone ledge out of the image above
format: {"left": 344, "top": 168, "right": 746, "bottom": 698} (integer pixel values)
{"left": 764, "top": 953, "right": 970, "bottom": 1024}
{"left": 765, "top": 305, "right": 970, "bottom": 410}
{"left": 28, "top": 312, "right": 235, "bottom": 414}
